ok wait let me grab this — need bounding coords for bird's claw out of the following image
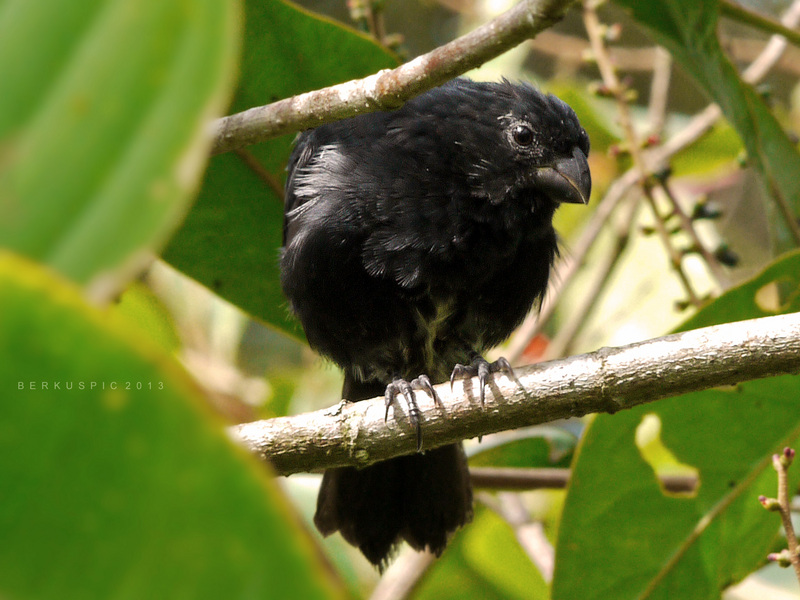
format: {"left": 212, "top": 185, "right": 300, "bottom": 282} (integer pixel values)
{"left": 450, "top": 356, "right": 514, "bottom": 406}
{"left": 384, "top": 375, "right": 443, "bottom": 451}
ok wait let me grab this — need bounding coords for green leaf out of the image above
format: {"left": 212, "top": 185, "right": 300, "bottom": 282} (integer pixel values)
{"left": 552, "top": 250, "right": 800, "bottom": 600}
{"left": 163, "top": 0, "right": 397, "bottom": 337}
{"left": 468, "top": 427, "right": 576, "bottom": 469}
{"left": 676, "top": 248, "right": 800, "bottom": 331}
{"left": 0, "top": 251, "right": 341, "bottom": 600}
{"left": 415, "top": 507, "right": 549, "bottom": 600}
{"left": 612, "top": 0, "right": 800, "bottom": 249}
{"left": 111, "top": 281, "right": 182, "bottom": 353}
{"left": 0, "top": 0, "right": 240, "bottom": 287}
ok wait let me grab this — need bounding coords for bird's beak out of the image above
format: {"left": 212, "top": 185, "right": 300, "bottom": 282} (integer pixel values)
{"left": 533, "top": 146, "right": 591, "bottom": 205}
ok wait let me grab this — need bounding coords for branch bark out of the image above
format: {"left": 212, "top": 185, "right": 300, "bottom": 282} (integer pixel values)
{"left": 210, "top": 0, "right": 578, "bottom": 155}
{"left": 232, "top": 312, "right": 800, "bottom": 476}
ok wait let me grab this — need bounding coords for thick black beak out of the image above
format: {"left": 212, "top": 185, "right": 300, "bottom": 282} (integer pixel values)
{"left": 533, "top": 146, "right": 591, "bottom": 205}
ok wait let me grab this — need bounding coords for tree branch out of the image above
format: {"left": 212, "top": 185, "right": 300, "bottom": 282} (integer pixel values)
{"left": 210, "top": 0, "right": 579, "bottom": 155}
{"left": 470, "top": 467, "right": 697, "bottom": 493}
{"left": 232, "top": 312, "right": 800, "bottom": 476}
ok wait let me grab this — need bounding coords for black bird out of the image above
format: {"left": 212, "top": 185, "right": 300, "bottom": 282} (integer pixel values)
{"left": 280, "top": 78, "right": 590, "bottom": 568}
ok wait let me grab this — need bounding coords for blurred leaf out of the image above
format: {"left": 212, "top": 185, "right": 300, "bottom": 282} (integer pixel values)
{"left": 0, "top": 251, "right": 341, "bottom": 600}
{"left": 415, "top": 507, "right": 548, "bottom": 600}
{"left": 111, "top": 281, "right": 182, "bottom": 353}
{"left": 676, "top": 249, "right": 800, "bottom": 330}
{"left": 263, "top": 366, "right": 302, "bottom": 417}
{"left": 469, "top": 427, "right": 577, "bottom": 469}
{"left": 163, "top": 0, "right": 397, "bottom": 337}
{"left": 670, "top": 120, "right": 743, "bottom": 177}
{"left": 0, "top": 0, "right": 239, "bottom": 286}
{"left": 552, "top": 250, "right": 800, "bottom": 600}
{"left": 613, "top": 0, "right": 800, "bottom": 250}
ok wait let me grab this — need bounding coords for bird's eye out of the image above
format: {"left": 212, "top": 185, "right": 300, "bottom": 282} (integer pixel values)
{"left": 511, "top": 124, "right": 534, "bottom": 147}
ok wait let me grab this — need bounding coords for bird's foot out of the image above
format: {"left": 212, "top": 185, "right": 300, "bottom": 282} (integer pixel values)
{"left": 385, "top": 375, "right": 444, "bottom": 451}
{"left": 450, "top": 356, "right": 514, "bottom": 406}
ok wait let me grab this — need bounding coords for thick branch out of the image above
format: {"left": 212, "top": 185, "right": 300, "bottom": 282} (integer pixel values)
{"left": 233, "top": 312, "right": 800, "bottom": 476}
{"left": 210, "top": 0, "right": 578, "bottom": 155}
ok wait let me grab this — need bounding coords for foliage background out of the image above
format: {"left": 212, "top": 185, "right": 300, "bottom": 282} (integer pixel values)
{"left": 1, "top": 0, "right": 799, "bottom": 598}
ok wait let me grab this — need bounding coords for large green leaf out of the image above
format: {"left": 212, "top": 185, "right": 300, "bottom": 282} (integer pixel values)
{"left": 0, "top": 251, "right": 341, "bottom": 599}
{"left": 0, "top": 0, "right": 239, "bottom": 286}
{"left": 552, "top": 250, "right": 800, "bottom": 600}
{"left": 415, "top": 507, "right": 549, "bottom": 600}
{"left": 612, "top": 0, "right": 800, "bottom": 248}
{"left": 163, "top": 0, "right": 397, "bottom": 337}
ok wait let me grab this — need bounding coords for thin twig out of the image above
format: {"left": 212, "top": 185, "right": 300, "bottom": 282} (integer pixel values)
{"left": 641, "top": 43, "right": 731, "bottom": 288}
{"left": 584, "top": 0, "right": 706, "bottom": 306}
{"left": 210, "top": 0, "right": 579, "bottom": 155}
{"left": 527, "top": 29, "right": 800, "bottom": 77}
{"left": 742, "top": 0, "right": 800, "bottom": 81}
{"left": 544, "top": 196, "right": 640, "bottom": 359}
{"left": 482, "top": 492, "right": 555, "bottom": 582}
{"left": 647, "top": 47, "right": 672, "bottom": 137}
{"left": 233, "top": 149, "right": 285, "bottom": 202}
{"left": 470, "top": 467, "right": 697, "bottom": 493}
{"left": 645, "top": 187, "right": 703, "bottom": 306}
{"left": 761, "top": 448, "right": 800, "bottom": 583}
{"left": 655, "top": 181, "right": 731, "bottom": 287}
{"left": 368, "top": 548, "right": 435, "bottom": 600}
{"left": 775, "top": 450, "right": 800, "bottom": 580}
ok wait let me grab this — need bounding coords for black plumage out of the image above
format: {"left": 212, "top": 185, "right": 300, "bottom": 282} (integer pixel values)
{"left": 280, "top": 78, "right": 590, "bottom": 567}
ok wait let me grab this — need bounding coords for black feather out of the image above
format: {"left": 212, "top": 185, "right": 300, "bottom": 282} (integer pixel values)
{"left": 280, "top": 78, "right": 590, "bottom": 567}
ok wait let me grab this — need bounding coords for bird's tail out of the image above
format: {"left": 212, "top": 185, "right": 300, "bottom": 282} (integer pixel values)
{"left": 313, "top": 373, "right": 473, "bottom": 569}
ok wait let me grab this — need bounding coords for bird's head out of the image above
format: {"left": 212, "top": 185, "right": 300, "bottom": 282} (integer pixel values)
{"left": 452, "top": 79, "right": 591, "bottom": 214}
